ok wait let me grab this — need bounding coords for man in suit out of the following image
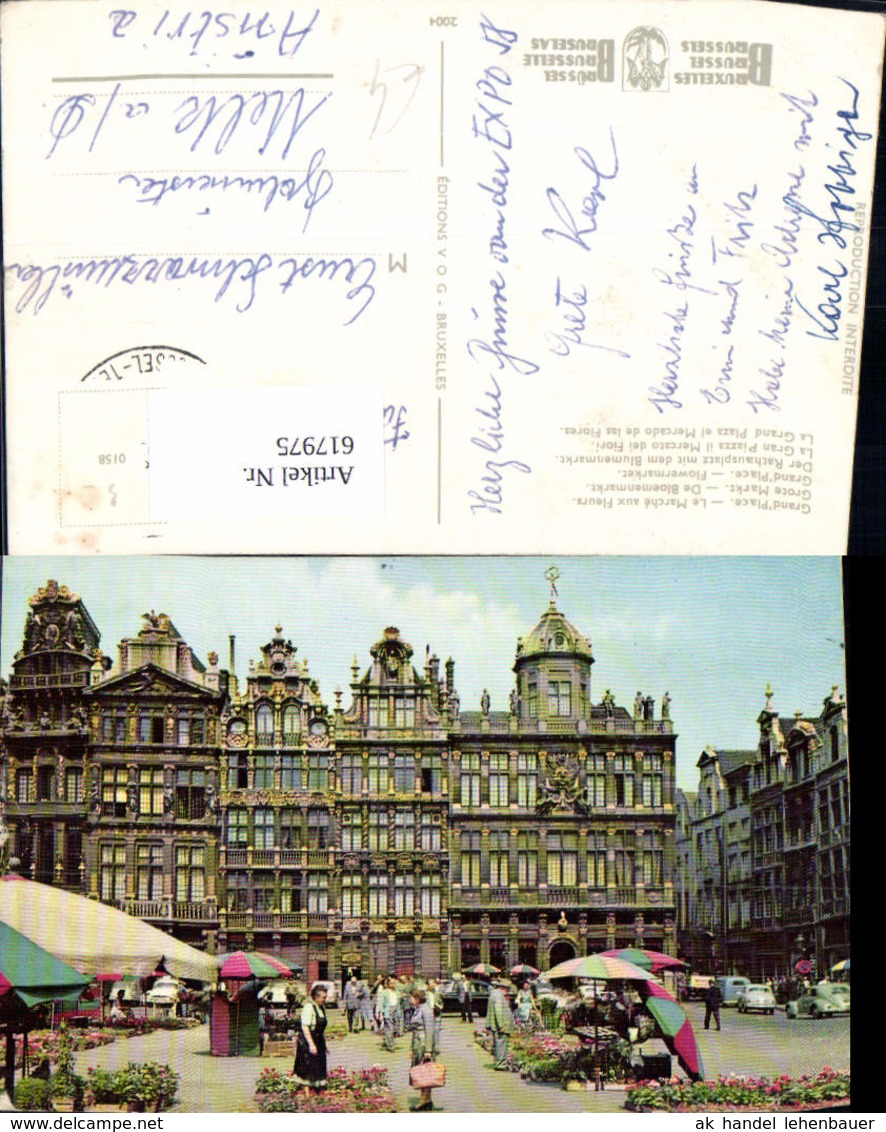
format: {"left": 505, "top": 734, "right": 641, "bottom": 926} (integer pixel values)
{"left": 485, "top": 979, "right": 515, "bottom": 1069}
{"left": 704, "top": 981, "right": 722, "bottom": 1031}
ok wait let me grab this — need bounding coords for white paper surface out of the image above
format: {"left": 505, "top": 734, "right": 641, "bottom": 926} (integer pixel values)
{"left": 2, "top": 0, "right": 883, "bottom": 553}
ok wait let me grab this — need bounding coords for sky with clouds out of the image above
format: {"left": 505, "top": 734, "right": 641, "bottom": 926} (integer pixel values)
{"left": 1, "top": 557, "right": 845, "bottom": 791}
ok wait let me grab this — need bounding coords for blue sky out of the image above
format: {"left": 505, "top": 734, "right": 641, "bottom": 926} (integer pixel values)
{"left": 1, "top": 557, "right": 845, "bottom": 791}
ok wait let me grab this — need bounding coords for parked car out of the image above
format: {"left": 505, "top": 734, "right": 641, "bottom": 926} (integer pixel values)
{"left": 736, "top": 984, "right": 776, "bottom": 1015}
{"left": 714, "top": 976, "right": 751, "bottom": 1006}
{"left": 109, "top": 979, "right": 143, "bottom": 1006}
{"left": 681, "top": 974, "right": 714, "bottom": 1001}
{"left": 820, "top": 981, "right": 850, "bottom": 1005}
{"left": 259, "top": 980, "right": 306, "bottom": 1012}
{"left": 786, "top": 986, "right": 850, "bottom": 1019}
{"left": 440, "top": 979, "right": 491, "bottom": 1015}
{"left": 145, "top": 976, "right": 181, "bottom": 1006}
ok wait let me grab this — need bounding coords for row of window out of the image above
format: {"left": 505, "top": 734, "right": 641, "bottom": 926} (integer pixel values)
{"left": 99, "top": 842, "right": 205, "bottom": 901}
{"left": 225, "top": 871, "right": 442, "bottom": 916}
{"left": 102, "top": 715, "right": 207, "bottom": 746}
{"left": 15, "top": 766, "right": 83, "bottom": 803}
{"left": 226, "top": 806, "right": 443, "bottom": 852}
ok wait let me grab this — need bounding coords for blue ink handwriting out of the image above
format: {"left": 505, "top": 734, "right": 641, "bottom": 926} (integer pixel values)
{"left": 543, "top": 128, "right": 619, "bottom": 251}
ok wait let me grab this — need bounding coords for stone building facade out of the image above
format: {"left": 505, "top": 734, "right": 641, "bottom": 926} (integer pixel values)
{"left": 1, "top": 581, "right": 679, "bottom": 983}
{"left": 675, "top": 685, "right": 849, "bottom": 977}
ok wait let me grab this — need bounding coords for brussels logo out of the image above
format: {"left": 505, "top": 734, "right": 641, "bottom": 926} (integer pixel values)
{"left": 623, "top": 26, "right": 669, "bottom": 91}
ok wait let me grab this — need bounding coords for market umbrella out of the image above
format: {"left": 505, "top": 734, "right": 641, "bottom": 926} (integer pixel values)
{"left": 464, "top": 963, "right": 500, "bottom": 978}
{"left": 510, "top": 964, "right": 540, "bottom": 978}
{"left": 217, "top": 951, "right": 298, "bottom": 980}
{"left": 0, "top": 922, "right": 92, "bottom": 1103}
{"left": 0, "top": 875, "right": 217, "bottom": 982}
{"left": 640, "top": 981, "right": 703, "bottom": 1081}
{"left": 544, "top": 954, "right": 660, "bottom": 982}
{"left": 600, "top": 948, "right": 686, "bottom": 974}
{"left": 831, "top": 959, "right": 850, "bottom": 974}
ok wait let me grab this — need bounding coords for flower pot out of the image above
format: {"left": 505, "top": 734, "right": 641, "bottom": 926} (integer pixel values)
{"left": 52, "top": 1098, "right": 76, "bottom": 1112}
{"left": 88, "top": 1103, "right": 127, "bottom": 1112}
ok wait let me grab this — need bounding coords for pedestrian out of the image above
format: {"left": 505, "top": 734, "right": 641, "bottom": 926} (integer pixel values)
{"left": 343, "top": 975, "right": 361, "bottom": 1032}
{"left": 486, "top": 978, "right": 516, "bottom": 1069}
{"left": 427, "top": 978, "right": 443, "bottom": 1055}
{"left": 457, "top": 975, "right": 472, "bottom": 1023}
{"left": 292, "top": 984, "right": 328, "bottom": 1096}
{"left": 407, "top": 989, "right": 437, "bottom": 1112}
{"left": 514, "top": 981, "right": 536, "bottom": 1027}
{"left": 358, "top": 980, "right": 375, "bottom": 1031}
{"left": 378, "top": 977, "right": 399, "bottom": 1051}
{"left": 703, "top": 981, "right": 722, "bottom": 1031}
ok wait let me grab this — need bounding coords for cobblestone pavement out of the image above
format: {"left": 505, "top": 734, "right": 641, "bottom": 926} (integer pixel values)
{"left": 69, "top": 1004, "right": 850, "bottom": 1114}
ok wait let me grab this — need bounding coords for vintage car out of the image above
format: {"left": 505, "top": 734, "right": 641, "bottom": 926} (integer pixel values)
{"left": 735, "top": 983, "right": 777, "bottom": 1014}
{"left": 440, "top": 978, "right": 491, "bottom": 1016}
{"left": 786, "top": 985, "right": 851, "bottom": 1019}
{"left": 145, "top": 976, "right": 181, "bottom": 1006}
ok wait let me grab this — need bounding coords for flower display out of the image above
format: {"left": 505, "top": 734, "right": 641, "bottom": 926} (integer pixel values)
{"left": 625, "top": 1068, "right": 851, "bottom": 1112}
{"left": 255, "top": 1064, "right": 397, "bottom": 1112}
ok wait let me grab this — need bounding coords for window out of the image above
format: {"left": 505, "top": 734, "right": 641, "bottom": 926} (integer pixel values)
{"left": 587, "top": 832, "right": 607, "bottom": 887}
{"left": 367, "top": 697, "right": 385, "bottom": 728}
{"left": 489, "top": 830, "right": 509, "bottom": 885}
{"left": 393, "top": 807, "right": 415, "bottom": 850}
{"left": 460, "top": 830, "right": 481, "bottom": 887}
{"left": 517, "top": 831, "right": 538, "bottom": 887}
{"left": 177, "top": 715, "right": 203, "bottom": 746}
{"left": 280, "top": 754, "right": 302, "bottom": 790}
{"left": 548, "top": 680, "right": 571, "bottom": 716}
{"left": 36, "top": 766, "right": 54, "bottom": 801}
{"left": 65, "top": 766, "right": 84, "bottom": 803}
{"left": 176, "top": 769, "right": 205, "bottom": 819}
{"left": 489, "top": 752, "right": 509, "bottom": 807}
{"left": 175, "top": 844, "right": 205, "bottom": 901}
{"left": 419, "top": 811, "right": 441, "bottom": 851}
{"left": 340, "top": 755, "right": 362, "bottom": 795}
{"left": 394, "top": 754, "right": 415, "bottom": 793}
{"left": 283, "top": 705, "right": 301, "bottom": 745}
{"left": 307, "top": 809, "right": 330, "bottom": 849}
{"left": 102, "top": 767, "right": 128, "bottom": 817}
{"left": 613, "top": 831, "right": 636, "bottom": 886}
{"left": 225, "top": 871, "right": 249, "bottom": 911}
{"left": 138, "top": 768, "right": 164, "bottom": 815}
{"left": 255, "top": 704, "right": 274, "bottom": 746}
{"left": 517, "top": 754, "right": 537, "bottom": 808}
{"left": 586, "top": 754, "right": 606, "bottom": 807}
{"left": 641, "top": 830, "right": 664, "bottom": 885}
{"left": 139, "top": 715, "right": 165, "bottom": 744}
{"left": 280, "top": 808, "right": 300, "bottom": 849}
{"left": 641, "top": 755, "right": 663, "bottom": 807}
{"left": 527, "top": 683, "right": 538, "bottom": 718}
{"left": 367, "top": 754, "right": 389, "bottom": 795}
{"left": 368, "top": 806, "right": 388, "bottom": 850}
{"left": 393, "top": 698, "right": 415, "bottom": 728}
{"left": 613, "top": 755, "right": 635, "bottom": 806}
{"left": 307, "top": 753, "right": 328, "bottom": 791}
{"left": 420, "top": 874, "right": 441, "bottom": 915}
{"left": 829, "top": 727, "right": 839, "bottom": 762}
{"left": 341, "top": 807, "right": 362, "bottom": 851}
{"left": 341, "top": 872, "right": 362, "bottom": 915}
{"left": 228, "top": 752, "right": 248, "bottom": 790}
{"left": 546, "top": 831, "right": 578, "bottom": 886}
{"left": 307, "top": 875, "right": 328, "bottom": 912}
{"left": 420, "top": 756, "right": 442, "bottom": 795}
{"left": 254, "top": 754, "right": 275, "bottom": 790}
{"left": 280, "top": 876, "right": 302, "bottom": 913}
{"left": 393, "top": 873, "right": 415, "bottom": 915}
{"left": 368, "top": 872, "right": 387, "bottom": 916}
{"left": 460, "top": 753, "right": 480, "bottom": 807}
{"left": 100, "top": 843, "right": 126, "bottom": 901}
{"left": 136, "top": 843, "right": 163, "bottom": 899}
{"left": 253, "top": 883, "right": 275, "bottom": 913}
{"left": 254, "top": 807, "right": 275, "bottom": 849}
{"left": 103, "top": 716, "right": 125, "bottom": 742}
{"left": 226, "top": 807, "right": 249, "bottom": 850}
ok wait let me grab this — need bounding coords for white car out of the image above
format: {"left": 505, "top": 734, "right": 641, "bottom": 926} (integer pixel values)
{"left": 145, "top": 976, "right": 181, "bottom": 1005}
{"left": 736, "top": 984, "right": 776, "bottom": 1014}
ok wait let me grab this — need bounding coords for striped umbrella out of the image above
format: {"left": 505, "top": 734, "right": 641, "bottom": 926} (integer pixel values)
{"left": 464, "top": 963, "right": 501, "bottom": 978}
{"left": 600, "top": 948, "right": 686, "bottom": 974}
{"left": 831, "top": 959, "right": 850, "bottom": 974}
{"left": 0, "top": 922, "right": 91, "bottom": 1007}
{"left": 510, "top": 964, "right": 541, "bottom": 978}
{"left": 641, "top": 981, "right": 703, "bottom": 1081}
{"left": 217, "top": 951, "right": 298, "bottom": 979}
{"left": 544, "top": 954, "right": 660, "bottom": 982}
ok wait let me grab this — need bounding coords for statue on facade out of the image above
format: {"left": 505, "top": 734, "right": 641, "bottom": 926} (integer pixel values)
{"left": 126, "top": 782, "right": 139, "bottom": 816}
{"left": 633, "top": 691, "right": 644, "bottom": 719}
{"left": 557, "top": 911, "right": 568, "bottom": 932}
{"left": 509, "top": 689, "right": 520, "bottom": 715}
{"left": 449, "top": 691, "right": 460, "bottom": 719}
{"left": 661, "top": 691, "right": 671, "bottom": 719}
{"left": 163, "top": 785, "right": 175, "bottom": 815}
{"left": 601, "top": 689, "right": 615, "bottom": 717}
{"left": 38, "top": 710, "right": 52, "bottom": 730}
{"left": 537, "top": 753, "right": 589, "bottom": 816}
{"left": 480, "top": 689, "right": 491, "bottom": 716}
{"left": 205, "top": 783, "right": 219, "bottom": 816}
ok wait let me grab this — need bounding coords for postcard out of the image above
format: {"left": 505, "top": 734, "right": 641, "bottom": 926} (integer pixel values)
{"left": 2, "top": 0, "right": 883, "bottom": 553}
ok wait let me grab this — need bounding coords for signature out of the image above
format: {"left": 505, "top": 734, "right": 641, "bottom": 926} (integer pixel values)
{"left": 545, "top": 278, "right": 629, "bottom": 358}
{"left": 542, "top": 128, "right": 619, "bottom": 251}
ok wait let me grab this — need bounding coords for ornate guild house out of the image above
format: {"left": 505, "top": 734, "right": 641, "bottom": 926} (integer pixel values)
{"left": 1, "top": 577, "right": 679, "bottom": 983}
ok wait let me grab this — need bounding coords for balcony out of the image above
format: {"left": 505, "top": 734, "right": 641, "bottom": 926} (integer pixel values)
{"left": 548, "top": 886, "right": 580, "bottom": 905}
{"left": 110, "top": 898, "right": 217, "bottom": 923}
{"left": 9, "top": 671, "right": 90, "bottom": 690}
{"left": 7, "top": 800, "right": 84, "bottom": 818}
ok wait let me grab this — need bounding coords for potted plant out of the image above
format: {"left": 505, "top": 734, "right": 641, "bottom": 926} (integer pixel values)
{"left": 49, "top": 1026, "right": 84, "bottom": 1111}
{"left": 84, "top": 1067, "right": 127, "bottom": 1111}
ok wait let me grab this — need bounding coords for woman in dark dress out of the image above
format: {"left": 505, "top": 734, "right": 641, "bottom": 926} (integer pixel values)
{"left": 292, "top": 984, "right": 328, "bottom": 1094}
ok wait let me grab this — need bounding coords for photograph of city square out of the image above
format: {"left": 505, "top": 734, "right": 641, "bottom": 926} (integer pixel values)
{"left": 0, "top": 557, "right": 851, "bottom": 1114}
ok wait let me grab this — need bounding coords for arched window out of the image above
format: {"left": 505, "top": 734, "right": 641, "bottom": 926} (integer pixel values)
{"left": 255, "top": 704, "right": 273, "bottom": 746}
{"left": 283, "top": 705, "right": 301, "bottom": 745}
